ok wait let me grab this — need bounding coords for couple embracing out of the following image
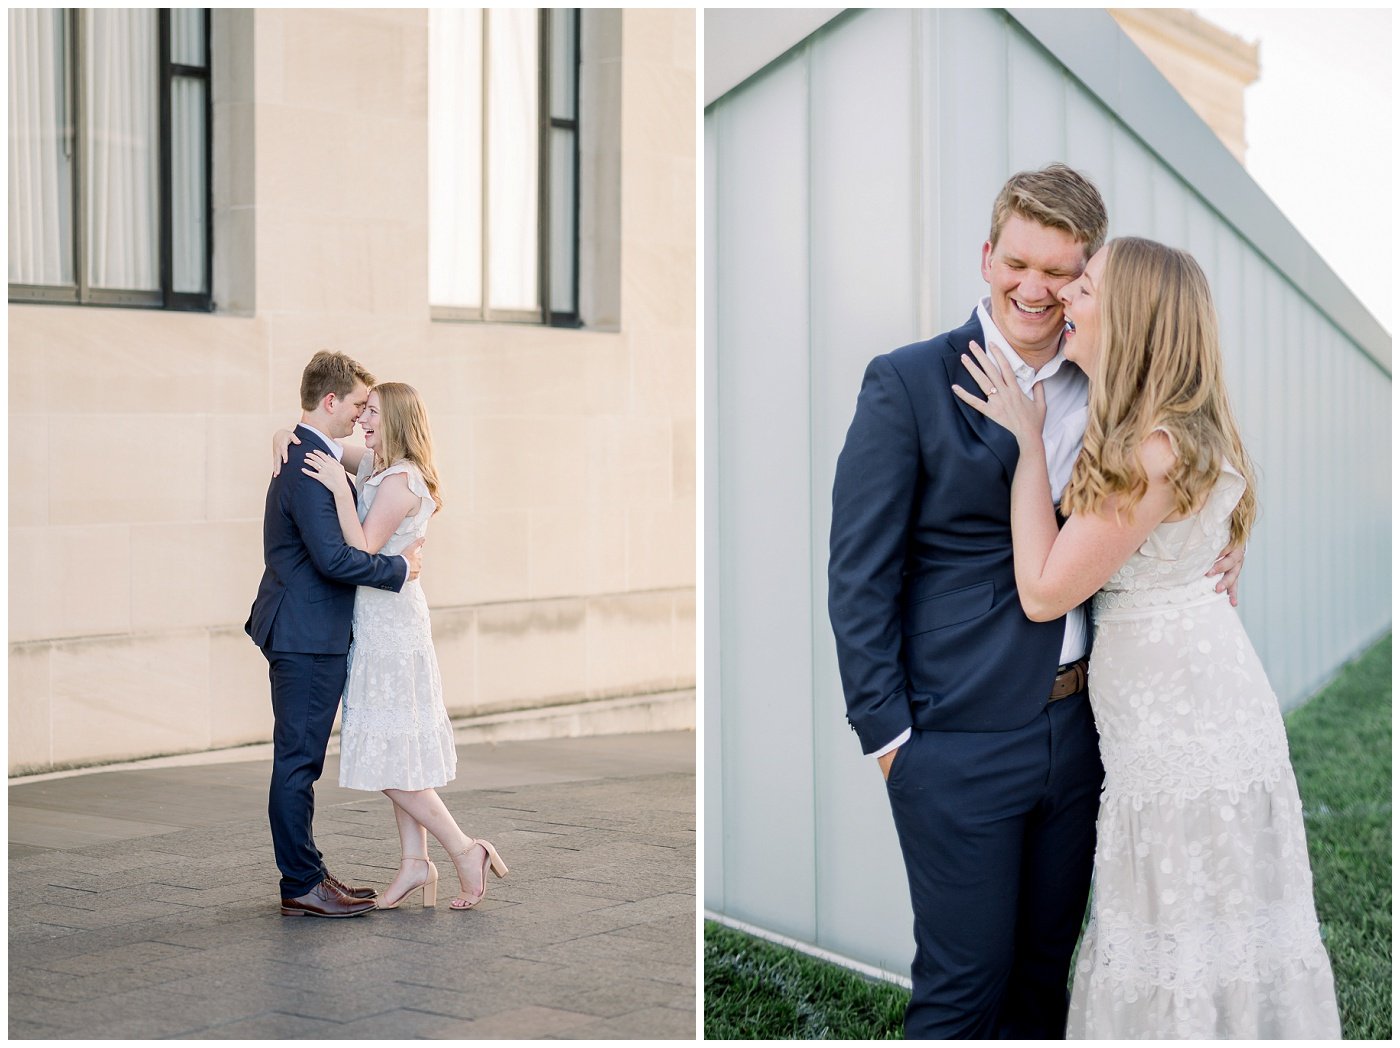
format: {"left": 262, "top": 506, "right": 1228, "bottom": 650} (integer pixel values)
{"left": 828, "top": 165, "right": 1341, "bottom": 1038}
{"left": 246, "top": 351, "right": 507, "bottom": 919}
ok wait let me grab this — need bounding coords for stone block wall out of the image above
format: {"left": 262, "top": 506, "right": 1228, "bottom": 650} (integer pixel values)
{"left": 8, "top": 9, "right": 696, "bottom": 774}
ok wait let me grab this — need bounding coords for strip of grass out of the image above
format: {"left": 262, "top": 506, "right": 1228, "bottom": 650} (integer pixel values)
{"left": 703, "top": 922, "right": 906, "bottom": 1039}
{"left": 705, "top": 634, "right": 1391, "bottom": 1039}
{"left": 1284, "top": 633, "right": 1392, "bottom": 1040}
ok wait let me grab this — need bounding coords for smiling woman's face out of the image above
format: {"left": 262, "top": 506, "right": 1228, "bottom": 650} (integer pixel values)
{"left": 358, "top": 390, "right": 382, "bottom": 450}
{"left": 1058, "top": 245, "right": 1108, "bottom": 379}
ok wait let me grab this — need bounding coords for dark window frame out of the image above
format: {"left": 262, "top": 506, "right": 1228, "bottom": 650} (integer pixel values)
{"left": 431, "top": 8, "right": 582, "bottom": 328}
{"left": 545, "top": 7, "right": 581, "bottom": 328}
{"left": 8, "top": 8, "right": 214, "bottom": 312}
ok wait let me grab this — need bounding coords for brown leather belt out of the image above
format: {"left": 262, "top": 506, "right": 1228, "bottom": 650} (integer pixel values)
{"left": 1048, "top": 657, "right": 1088, "bottom": 702}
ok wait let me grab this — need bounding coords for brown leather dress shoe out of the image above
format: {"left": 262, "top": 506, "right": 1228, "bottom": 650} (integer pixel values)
{"left": 324, "top": 871, "right": 378, "bottom": 900}
{"left": 280, "top": 878, "right": 377, "bottom": 917}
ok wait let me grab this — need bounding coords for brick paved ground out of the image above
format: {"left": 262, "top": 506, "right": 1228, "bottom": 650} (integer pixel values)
{"left": 9, "top": 732, "right": 696, "bottom": 1039}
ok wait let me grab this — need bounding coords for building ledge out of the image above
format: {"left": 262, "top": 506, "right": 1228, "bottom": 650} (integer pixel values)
{"left": 8, "top": 689, "right": 695, "bottom": 783}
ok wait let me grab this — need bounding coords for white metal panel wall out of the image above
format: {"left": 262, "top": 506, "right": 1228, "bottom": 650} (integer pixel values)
{"left": 706, "top": 6, "right": 1391, "bottom": 972}
{"left": 712, "top": 54, "right": 818, "bottom": 939}
{"left": 702, "top": 106, "right": 723, "bottom": 923}
{"left": 807, "top": 9, "right": 924, "bottom": 971}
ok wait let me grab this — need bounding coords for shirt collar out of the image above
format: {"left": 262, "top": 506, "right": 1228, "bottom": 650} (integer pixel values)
{"left": 297, "top": 422, "right": 344, "bottom": 462}
{"left": 976, "top": 296, "right": 1072, "bottom": 385}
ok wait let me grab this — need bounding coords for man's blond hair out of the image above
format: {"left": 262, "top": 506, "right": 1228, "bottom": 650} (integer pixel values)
{"left": 299, "top": 350, "right": 375, "bottom": 411}
{"left": 988, "top": 163, "right": 1107, "bottom": 255}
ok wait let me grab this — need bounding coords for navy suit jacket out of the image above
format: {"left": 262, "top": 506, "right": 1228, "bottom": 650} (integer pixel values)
{"left": 828, "top": 311, "right": 1070, "bottom": 753}
{"left": 245, "top": 425, "right": 407, "bottom": 655}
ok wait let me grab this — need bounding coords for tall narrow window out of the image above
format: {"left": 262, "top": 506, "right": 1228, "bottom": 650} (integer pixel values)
{"left": 168, "top": 8, "right": 211, "bottom": 299}
{"left": 546, "top": 8, "right": 580, "bottom": 325}
{"left": 9, "top": 9, "right": 77, "bottom": 290}
{"left": 8, "top": 8, "right": 212, "bottom": 310}
{"left": 430, "top": 7, "right": 580, "bottom": 325}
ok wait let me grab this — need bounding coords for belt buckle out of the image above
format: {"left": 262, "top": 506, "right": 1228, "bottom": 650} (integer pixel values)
{"left": 1050, "top": 658, "right": 1084, "bottom": 702}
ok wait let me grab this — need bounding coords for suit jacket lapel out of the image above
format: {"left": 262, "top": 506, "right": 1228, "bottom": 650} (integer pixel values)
{"left": 942, "top": 321, "right": 1020, "bottom": 485}
{"left": 294, "top": 424, "right": 335, "bottom": 456}
{"left": 293, "top": 424, "right": 358, "bottom": 498}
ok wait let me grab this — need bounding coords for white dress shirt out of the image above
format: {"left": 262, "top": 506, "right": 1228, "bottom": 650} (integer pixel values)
{"left": 873, "top": 300, "right": 1091, "bottom": 759}
{"left": 299, "top": 423, "right": 344, "bottom": 462}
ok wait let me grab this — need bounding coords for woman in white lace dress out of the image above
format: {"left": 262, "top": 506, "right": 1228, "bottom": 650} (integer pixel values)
{"left": 287, "top": 383, "right": 508, "bottom": 911}
{"left": 955, "top": 238, "right": 1339, "bottom": 1038}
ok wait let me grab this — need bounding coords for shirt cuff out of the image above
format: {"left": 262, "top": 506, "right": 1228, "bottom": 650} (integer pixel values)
{"left": 872, "top": 728, "right": 911, "bottom": 759}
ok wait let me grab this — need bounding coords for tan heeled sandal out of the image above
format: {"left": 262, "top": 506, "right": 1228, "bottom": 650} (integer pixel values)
{"left": 376, "top": 857, "right": 438, "bottom": 909}
{"left": 448, "top": 839, "right": 508, "bottom": 910}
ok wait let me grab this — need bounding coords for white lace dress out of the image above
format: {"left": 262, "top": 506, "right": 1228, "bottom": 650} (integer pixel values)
{"left": 338, "top": 458, "right": 457, "bottom": 791}
{"left": 1067, "top": 458, "right": 1340, "bottom": 1039}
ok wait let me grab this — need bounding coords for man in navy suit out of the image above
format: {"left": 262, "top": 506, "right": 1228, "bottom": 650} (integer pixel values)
{"left": 828, "top": 165, "right": 1239, "bottom": 1036}
{"left": 247, "top": 350, "right": 423, "bottom": 918}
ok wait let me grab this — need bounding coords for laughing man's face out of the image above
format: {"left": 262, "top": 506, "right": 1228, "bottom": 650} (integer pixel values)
{"left": 329, "top": 382, "right": 370, "bottom": 439}
{"left": 980, "top": 213, "right": 1089, "bottom": 366}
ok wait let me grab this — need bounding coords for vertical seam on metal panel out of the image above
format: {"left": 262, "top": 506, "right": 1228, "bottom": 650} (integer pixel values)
{"left": 933, "top": 9, "right": 943, "bottom": 334}
{"left": 1146, "top": 120, "right": 1156, "bottom": 238}
{"left": 711, "top": 99, "right": 727, "bottom": 917}
{"left": 1326, "top": 326, "right": 1334, "bottom": 663}
{"left": 1326, "top": 321, "right": 1335, "bottom": 659}
{"left": 1271, "top": 272, "right": 1285, "bottom": 696}
{"left": 714, "top": 104, "right": 724, "bottom": 909}
{"left": 1059, "top": 64, "right": 1068, "bottom": 162}
{"left": 1284, "top": 286, "right": 1296, "bottom": 700}
{"left": 1306, "top": 307, "right": 1317, "bottom": 687}
{"left": 1309, "top": 304, "right": 1321, "bottom": 691}
{"left": 802, "top": 31, "right": 820, "bottom": 953}
{"left": 929, "top": 10, "right": 941, "bottom": 334}
{"left": 1106, "top": 70, "right": 1116, "bottom": 240}
{"left": 1293, "top": 293, "right": 1304, "bottom": 694}
{"left": 1342, "top": 328, "right": 1351, "bottom": 659}
{"left": 1003, "top": 12, "right": 1012, "bottom": 168}
{"left": 915, "top": 9, "right": 931, "bottom": 337}
{"left": 1062, "top": 60, "right": 1072, "bottom": 167}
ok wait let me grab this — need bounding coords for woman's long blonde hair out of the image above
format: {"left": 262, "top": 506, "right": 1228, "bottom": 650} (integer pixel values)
{"left": 1060, "top": 237, "right": 1256, "bottom": 545}
{"left": 371, "top": 382, "right": 444, "bottom": 513}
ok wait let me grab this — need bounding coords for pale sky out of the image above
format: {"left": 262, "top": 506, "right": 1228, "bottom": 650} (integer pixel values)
{"left": 1194, "top": 8, "right": 1392, "bottom": 331}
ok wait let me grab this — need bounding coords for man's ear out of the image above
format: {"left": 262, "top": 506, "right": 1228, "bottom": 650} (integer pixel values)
{"left": 980, "top": 240, "right": 994, "bottom": 283}
{"left": 320, "top": 391, "right": 338, "bottom": 414}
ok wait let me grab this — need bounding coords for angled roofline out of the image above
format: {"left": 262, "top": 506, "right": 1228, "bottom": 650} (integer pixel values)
{"left": 1007, "top": 9, "right": 1389, "bottom": 374}
{"left": 705, "top": 7, "right": 1391, "bottom": 374}
{"left": 704, "top": 9, "right": 843, "bottom": 107}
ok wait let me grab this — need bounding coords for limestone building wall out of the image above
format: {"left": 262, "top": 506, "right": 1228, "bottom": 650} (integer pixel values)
{"left": 9, "top": 8, "right": 696, "bottom": 775}
{"left": 1108, "top": 9, "right": 1259, "bottom": 164}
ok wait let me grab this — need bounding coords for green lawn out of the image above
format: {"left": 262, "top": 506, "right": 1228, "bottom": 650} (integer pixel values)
{"left": 1285, "top": 634, "right": 1392, "bottom": 1039}
{"left": 703, "top": 923, "right": 907, "bottom": 1040}
{"left": 705, "top": 634, "right": 1391, "bottom": 1039}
